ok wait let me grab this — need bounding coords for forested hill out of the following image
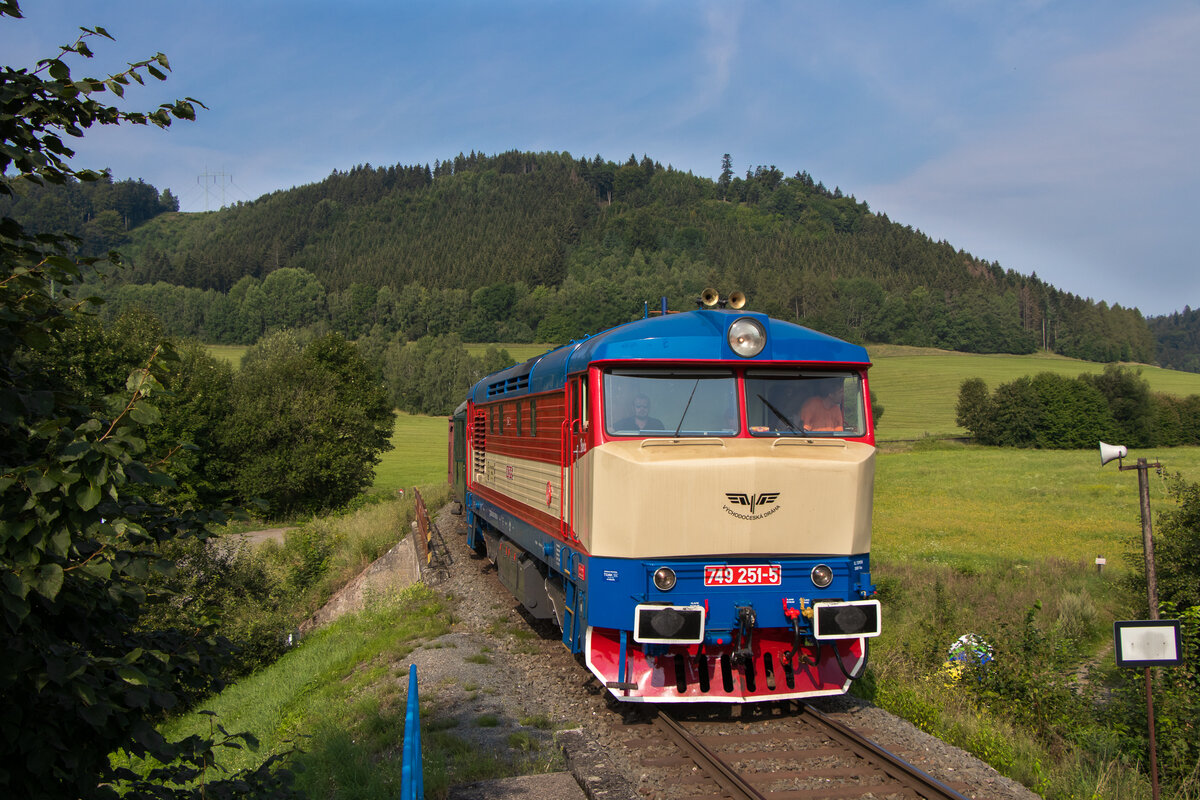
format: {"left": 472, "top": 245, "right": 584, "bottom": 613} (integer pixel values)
{"left": 3, "top": 150, "right": 1165, "bottom": 365}
{"left": 1150, "top": 307, "right": 1200, "bottom": 373}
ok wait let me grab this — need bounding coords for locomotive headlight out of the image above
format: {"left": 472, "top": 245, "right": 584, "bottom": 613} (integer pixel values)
{"left": 728, "top": 317, "right": 766, "bottom": 357}
{"left": 810, "top": 564, "right": 834, "bottom": 588}
{"left": 653, "top": 567, "right": 677, "bottom": 591}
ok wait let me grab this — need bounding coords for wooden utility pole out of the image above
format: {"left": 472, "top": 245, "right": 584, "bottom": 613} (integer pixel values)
{"left": 1118, "top": 456, "right": 1163, "bottom": 800}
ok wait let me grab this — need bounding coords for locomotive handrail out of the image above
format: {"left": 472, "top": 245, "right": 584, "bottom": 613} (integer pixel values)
{"left": 770, "top": 438, "right": 847, "bottom": 448}
{"left": 640, "top": 438, "right": 726, "bottom": 448}
{"left": 567, "top": 418, "right": 581, "bottom": 542}
{"left": 559, "top": 418, "right": 570, "bottom": 540}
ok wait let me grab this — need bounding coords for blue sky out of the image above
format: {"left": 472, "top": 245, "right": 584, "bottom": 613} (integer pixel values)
{"left": 4, "top": 0, "right": 1198, "bottom": 316}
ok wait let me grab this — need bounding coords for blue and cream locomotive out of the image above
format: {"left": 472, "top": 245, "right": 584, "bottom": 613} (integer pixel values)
{"left": 448, "top": 292, "right": 880, "bottom": 702}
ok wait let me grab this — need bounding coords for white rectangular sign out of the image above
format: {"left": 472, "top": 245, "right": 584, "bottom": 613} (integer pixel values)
{"left": 1114, "top": 620, "right": 1183, "bottom": 667}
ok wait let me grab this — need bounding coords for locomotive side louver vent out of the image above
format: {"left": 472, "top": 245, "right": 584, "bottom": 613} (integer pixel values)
{"left": 471, "top": 411, "right": 487, "bottom": 479}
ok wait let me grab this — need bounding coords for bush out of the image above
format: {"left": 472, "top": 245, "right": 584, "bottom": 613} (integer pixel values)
{"left": 220, "top": 331, "right": 394, "bottom": 516}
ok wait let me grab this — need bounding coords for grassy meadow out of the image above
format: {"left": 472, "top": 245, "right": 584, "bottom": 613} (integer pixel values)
{"left": 463, "top": 342, "right": 552, "bottom": 363}
{"left": 373, "top": 411, "right": 449, "bottom": 494}
{"left": 874, "top": 442, "right": 1200, "bottom": 570}
{"left": 205, "top": 343, "right": 248, "bottom": 367}
{"left": 867, "top": 345, "right": 1200, "bottom": 440}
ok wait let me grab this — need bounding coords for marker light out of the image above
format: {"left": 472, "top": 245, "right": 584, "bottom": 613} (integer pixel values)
{"left": 653, "top": 567, "right": 677, "bottom": 591}
{"left": 728, "top": 317, "right": 766, "bottom": 357}
{"left": 811, "top": 564, "right": 834, "bottom": 588}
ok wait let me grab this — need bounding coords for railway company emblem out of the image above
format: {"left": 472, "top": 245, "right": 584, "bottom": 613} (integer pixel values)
{"left": 723, "top": 492, "right": 782, "bottom": 520}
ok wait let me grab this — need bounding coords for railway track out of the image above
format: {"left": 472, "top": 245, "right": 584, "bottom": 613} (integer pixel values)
{"left": 624, "top": 701, "right": 972, "bottom": 800}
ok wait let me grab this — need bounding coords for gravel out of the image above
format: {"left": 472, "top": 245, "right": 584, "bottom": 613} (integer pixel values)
{"left": 399, "top": 505, "right": 1042, "bottom": 800}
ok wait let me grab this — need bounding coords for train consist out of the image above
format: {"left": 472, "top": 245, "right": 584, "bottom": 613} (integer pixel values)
{"left": 448, "top": 292, "right": 881, "bottom": 703}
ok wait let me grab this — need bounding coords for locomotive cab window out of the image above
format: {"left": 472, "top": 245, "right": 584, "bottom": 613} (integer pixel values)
{"left": 604, "top": 369, "right": 738, "bottom": 437}
{"left": 745, "top": 371, "right": 866, "bottom": 437}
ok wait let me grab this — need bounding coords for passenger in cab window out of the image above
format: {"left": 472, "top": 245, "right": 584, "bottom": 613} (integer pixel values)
{"left": 800, "top": 378, "right": 845, "bottom": 431}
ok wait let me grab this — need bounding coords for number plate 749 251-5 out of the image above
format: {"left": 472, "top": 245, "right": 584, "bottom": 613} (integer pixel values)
{"left": 703, "top": 564, "right": 781, "bottom": 586}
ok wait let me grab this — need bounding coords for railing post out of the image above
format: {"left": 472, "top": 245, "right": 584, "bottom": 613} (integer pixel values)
{"left": 401, "top": 664, "right": 423, "bottom": 800}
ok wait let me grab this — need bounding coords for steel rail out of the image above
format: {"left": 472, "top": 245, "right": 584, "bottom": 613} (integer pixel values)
{"left": 796, "top": 702, "right": 971, "bottom": 800}
{"left": 653, "top": 710, "right": 768, "bottom": 800}
{"left": 650, "top": 704, "right": 973, "bottom": 800}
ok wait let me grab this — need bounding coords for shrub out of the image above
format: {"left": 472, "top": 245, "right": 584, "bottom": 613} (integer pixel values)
{"left": 220, "top": 331, "right": 394, "bottom": 516}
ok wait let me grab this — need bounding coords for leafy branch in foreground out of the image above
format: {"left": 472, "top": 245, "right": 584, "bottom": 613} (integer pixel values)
{"left": 1, "top": 12, "right": 203, "bottom": 193}
{"left": 1, "top": 5, "right": 293, "bottom": 798}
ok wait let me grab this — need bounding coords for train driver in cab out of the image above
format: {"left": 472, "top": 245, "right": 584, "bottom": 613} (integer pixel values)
{"left": 613, "top": 393, "right": 664, "bottom": 433}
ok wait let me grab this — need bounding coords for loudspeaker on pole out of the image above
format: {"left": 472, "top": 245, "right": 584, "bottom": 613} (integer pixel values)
{"left": 1099, "top": 441, "right": 1128, "bottom": 466}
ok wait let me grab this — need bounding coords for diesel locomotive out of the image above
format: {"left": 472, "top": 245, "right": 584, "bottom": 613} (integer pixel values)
{"left": 448, "top": 292, "right": 881, "bottom": 703}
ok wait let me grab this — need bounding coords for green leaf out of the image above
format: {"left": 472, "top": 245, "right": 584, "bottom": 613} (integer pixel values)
{"left": 126, "top": 369, "right": 149, "bottom": 393}
{"left": 74, "top": 682, "right": 97, "bottom": 706}
{"left": 129, "top": 403, "right": 161, "bottom": 425}
{"left": 76, "top": 481, "right": 101, "bottom": 511}
{"left": 49, "top": 528, "right": 71, "bottom": 557}
{"left": 26, "top": 472, "right": 56, "bottom": 494}
{"left": 2, "top": 570, "right": 29, "bottom": 599}
{"left": 117, "top": 665, "right": 148, "bottom": 686}
{"left": 33, "top": 564, "right": 63, "bottom": 600}
{"left": 47, "top": 60, "right": 69, "bottom": 81}
{"left": 123, "top": 557, "right": 149, "bottom": 580}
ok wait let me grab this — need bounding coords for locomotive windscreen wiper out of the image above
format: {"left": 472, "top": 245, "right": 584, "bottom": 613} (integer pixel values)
{"left": 757, "top": 393, "right": 803, "bottom": 433}
{"left": 674, "top": 379, "right": 700, "bottom": 438}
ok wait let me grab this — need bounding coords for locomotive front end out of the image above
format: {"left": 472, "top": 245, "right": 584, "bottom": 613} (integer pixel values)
{"left": 577, "top": 312, "right": 881, "bottom": 702}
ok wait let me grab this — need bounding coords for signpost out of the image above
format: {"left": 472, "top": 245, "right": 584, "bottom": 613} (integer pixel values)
{"left": 1100, "top": 442, "right": 1178, "bottom": 800}
{"left": 1112, "top": 620, "right": 1182, "bottom": 800}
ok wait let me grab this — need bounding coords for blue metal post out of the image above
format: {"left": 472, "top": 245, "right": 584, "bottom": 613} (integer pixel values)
{"left": 401, "top": 664, "right": 424, "bottom": 800}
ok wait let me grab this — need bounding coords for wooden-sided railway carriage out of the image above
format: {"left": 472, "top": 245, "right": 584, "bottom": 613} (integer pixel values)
{"left": 448, "top": 295, "right": 881, "bottom": 703}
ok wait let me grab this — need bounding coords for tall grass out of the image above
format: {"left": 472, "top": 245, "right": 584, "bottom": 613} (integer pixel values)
{"left": 864, "top": 554, "right": 1151, "bottom": 798}
{"left": 868, "top": 445, "right": 1200, "bottom": 799}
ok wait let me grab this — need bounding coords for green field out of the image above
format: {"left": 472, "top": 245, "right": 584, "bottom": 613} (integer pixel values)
{"left": 373, "top": 411, "right": 448, "bottom": 494}
{"left": 373, "top": 346, "right": 1200, "bottom": 573}
{"left": 867, "top": 345, "right": 1200, "bottom": 440}
{"left": 205, "top": 343, "right": 248, "bottom": 367}
{"left": 463, "top": 341, "right": 556, "bottom": 363}
{"left": 874, "top": 442, "right": 1200, "bottom": 569}
{"left": 376, "top": 418, "right": 1199, "bottom": 573}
